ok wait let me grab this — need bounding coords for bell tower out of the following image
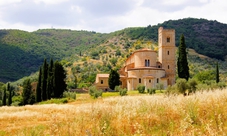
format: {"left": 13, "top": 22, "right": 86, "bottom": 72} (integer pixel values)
{"left": 158, "top": 27, "right": 176, "bottom": 85}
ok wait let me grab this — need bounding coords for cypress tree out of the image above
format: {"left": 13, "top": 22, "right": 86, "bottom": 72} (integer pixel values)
{"left": 36, "top": 67, "right": 42, "bottom": 102}
{"left": 177, "top": 34, "right": 189, "bottom": 80}
{"left": 53, "top": 61, "right": 67, "bottom": 98}
{"left": 47, "top": 58, "right": 54, "bottom": 99}
{"left": 108, "top": 69, "right": 120, "bottom": 90}
{"left": 7, "top": 83, "right": 12, "bottom": 106}
{"left": 216, "top": 62, "right": 219, "bottom": 83}
{"left": 2, "top": 87, "right": 6, "bottom": 106}
{"left": 22, "top": 79, "right": 32, "bottom": 105}
{"left": 41, "top": 59, "right": 48, "bottom": 101}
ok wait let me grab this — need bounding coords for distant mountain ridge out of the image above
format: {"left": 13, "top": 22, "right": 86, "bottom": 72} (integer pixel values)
{"left": 0, "top": 18, "right": 227, "bottom": 82}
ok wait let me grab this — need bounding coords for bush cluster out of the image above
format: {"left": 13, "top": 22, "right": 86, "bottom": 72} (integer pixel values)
{"left": 119, "top": 88, "right": 127, "bottom": 96}
{"left": 165, "top": 78, "right": 226, "bottom": 96}
{"left": 114, "top": 86, "right": 121, "bottom": 92}
{"left": 63, "top": 91, "right": 76, "bottom": 99}
{"left": 115, "top": 86, "right": 127, "bottom": 96}
{"left": 147, "top": 88, "right": 156, "bottom": 95}
{"left": 137, "top": 85, "right": 145, "bottom": 93}
{"left": 89, "top": 86, "right": 103, "bottom": 99}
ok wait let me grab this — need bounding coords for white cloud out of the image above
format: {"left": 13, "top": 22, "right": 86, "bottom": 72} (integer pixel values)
{"left": 161, "top": 0, "right": 189, "bottom": 6}
{"left": 0, "top": 0, "right": 227, "bottom": 33}
{"left": 33, "top": 0, "right": 68, "bottom": 5}
{"left": 0, "top": 0, "right": 21, "bottom": 6}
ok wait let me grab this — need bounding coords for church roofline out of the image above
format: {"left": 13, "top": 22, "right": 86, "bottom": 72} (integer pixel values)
{"left": 127, "top": 67, "right": 165, "bottom": 71}
{"left": 125, "top": 48, "right": 157, "bottom": 65}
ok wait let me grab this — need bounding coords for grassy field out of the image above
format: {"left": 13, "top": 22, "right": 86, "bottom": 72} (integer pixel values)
{"left": 0, "top": 89, "right": 227, "bottom": 135}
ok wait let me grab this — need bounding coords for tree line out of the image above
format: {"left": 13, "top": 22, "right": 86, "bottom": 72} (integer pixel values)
{"left": 35, "top": 59, "right": 67, "bottom": 104}
{"left": 1, "top": 82, "right": 13, "bottom": 106}
{"left": 1, "top": 59, "right": 67, "bottom": 106}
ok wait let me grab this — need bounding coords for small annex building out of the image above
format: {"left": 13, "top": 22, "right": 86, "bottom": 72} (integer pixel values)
{"left": 95, "top": 27, "right": 176, "bottom": 91}
{"left": 95, "top": 74, "right": 110, "bottom": 91}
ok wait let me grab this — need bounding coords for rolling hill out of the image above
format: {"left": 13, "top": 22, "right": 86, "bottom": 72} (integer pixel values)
{"left": 0, "top": 18, "right": 227, "bottom": 83}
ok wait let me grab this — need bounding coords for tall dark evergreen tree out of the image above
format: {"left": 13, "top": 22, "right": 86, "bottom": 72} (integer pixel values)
{"left": 47, "top": 59, "right": 54, "bottom": 99}
{"left": 216, "top": 62, "right": 219, "bottom": 83}
{"left": 108, "top": 69, "right": 120, "bottom": 90}
{"left": 177, "top": 34, "right": 189, "bottom": 80}
{"left": 22, "top": 79, "right": 33, "bottom": 105}
{"left": 36, "top": 67, "right": 42, "bottom": 102}
{"left": 41, "top": 59, "right": 48, "bottom": 100}
{"left": 53, "top": 61, "right": 67, "bottom": 98}
{"left": 2, "top": 87, "right": 6, "bottom": 106}
{"left": 7, "top": 83, "right": 12, "bottom": 106}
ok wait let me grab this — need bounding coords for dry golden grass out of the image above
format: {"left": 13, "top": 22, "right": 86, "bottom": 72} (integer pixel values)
{"left": 1, "top": 89, "right": 227, "bottom": 135}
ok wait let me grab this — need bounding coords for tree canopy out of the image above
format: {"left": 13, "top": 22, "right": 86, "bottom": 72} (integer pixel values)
{"left": 108, "top": 69, "right": 120, "bottom": 90}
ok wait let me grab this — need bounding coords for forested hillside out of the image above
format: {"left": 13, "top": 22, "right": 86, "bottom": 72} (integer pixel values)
{"left": 122, "top": 18, "right": 227, "bottom": 60}
{"left": 0, "top": 18, "right": 227, "bottom": 82}
{"left": 0, "top": 29, "right": 110, "bottom": 82}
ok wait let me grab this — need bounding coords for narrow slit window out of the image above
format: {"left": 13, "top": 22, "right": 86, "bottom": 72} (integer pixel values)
{"left": 101, "top": 80, "right": 103, "bottom": 84}
{"left": 167, "top": 51, "right": 169, "bottom": 55}
{"left": 157, "top": 78, "right": 159, "bottom": 83}
{"left": 167, "top": 37, "right": 170, "bottom": 43}
{"left": 168, "top": 65, "right": 170, "bottom": 69}
{"left": 139, "top": 78, "right": 141, "bottom": 83}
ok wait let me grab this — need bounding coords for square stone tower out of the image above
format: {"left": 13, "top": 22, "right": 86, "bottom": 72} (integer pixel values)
{"left": 158, "top": 27, "right": 176, "bottom": 85}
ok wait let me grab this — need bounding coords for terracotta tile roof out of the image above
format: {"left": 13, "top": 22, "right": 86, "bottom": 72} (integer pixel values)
{"left": 96, "top": 74, "right": 109, "bottom": 78}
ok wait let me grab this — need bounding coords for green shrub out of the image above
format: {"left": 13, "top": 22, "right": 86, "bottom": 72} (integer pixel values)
{"left": 196, "top": 83, "right": 209, "bottom": 91}
{"left": 119, "top": 88, "right": 127, "bottom": 96}
{"left": 88, "top": 86, "right": 103, "bottom": 99}
{"left": 12, "top": 95, "right": 23, "bottom": 106}
{"left": 176, "top": 78, "right": 188, "bottom": 94}
{"left": 63, "top": 91, "right": 76, "bottom": 99}
{"left": 114, "top": 86, "right": 121, "bottom": 92}
{"left": 165, "top": 85, "right": 179, "bottom": 96}
{"left": 188, "top": 78, "right": 198, "bottom": 93}
{"left": 147, "top": 88, "right": 156, "bottom": 95}
{"left": 137, "top": 85, "right": 145, "bottom": 93}
{"left": 78, "top": 83, "right": 90, "bottom": 88}
{"left": 67, "top": 81, "right": 77, "bottom": 89}
{"left": 39, "top": 98, "right": 68, "bottom": 104}
{"left": 217, "top": 82, "right": 226, "bottom": 89}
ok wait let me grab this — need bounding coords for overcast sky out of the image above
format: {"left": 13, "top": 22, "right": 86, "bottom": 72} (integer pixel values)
{"left": 0, "top": 0, "right": 226, "bottom": 33}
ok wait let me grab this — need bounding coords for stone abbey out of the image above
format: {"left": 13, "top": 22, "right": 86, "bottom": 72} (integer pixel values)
{"left": 95, "top": 27, "right": 176, "bottom": 91}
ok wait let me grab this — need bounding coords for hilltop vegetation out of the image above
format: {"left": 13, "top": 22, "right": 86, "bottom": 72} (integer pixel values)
{"left": 0, "top": 18, "right": 227, "bottom": 83}
{"left": 122, "top": 18, "right": 227, "bottom": 60}
{"left": 0, "top": 29, "right": 110, "bottom": 82}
